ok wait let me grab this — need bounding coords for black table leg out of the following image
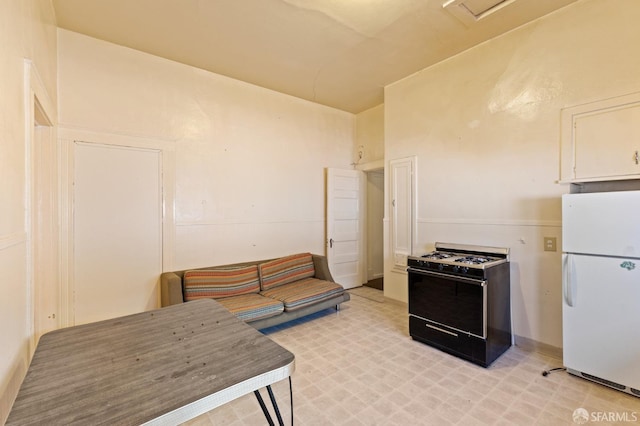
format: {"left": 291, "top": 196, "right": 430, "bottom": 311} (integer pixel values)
{"left": 267, "top": 385, "right": 285, "bottom": 425}
{"left": 254, "top": 378, "right": 293, "bottom": 426}
{"left": 254, "top": 389, "right": 275, "bottom": 426}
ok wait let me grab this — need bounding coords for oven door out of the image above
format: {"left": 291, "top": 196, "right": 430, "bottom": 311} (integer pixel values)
{"left": 408, "top": 268, "right": 486, "bottom": 339}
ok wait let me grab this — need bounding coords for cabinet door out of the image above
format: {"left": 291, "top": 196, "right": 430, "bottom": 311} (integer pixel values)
{"left": 574, "top": 102, "right": 640, "bottom": 179}
{"left": 560, "top": 92, "right": 640, "bottom": 182}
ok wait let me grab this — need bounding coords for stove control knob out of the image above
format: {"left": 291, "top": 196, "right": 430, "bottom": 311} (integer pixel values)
{"left": 461, "top": 267, "right": 469, "bottom": 274}
{"left": 438, "top": 264, "right": 444, "bottom": 271}
{"left": 453, "top": 266, "right": 459, "bottom": 273}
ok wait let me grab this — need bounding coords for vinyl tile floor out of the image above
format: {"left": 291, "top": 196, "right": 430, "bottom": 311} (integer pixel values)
{"left": 183, "top": 287, "right": 640, "bottom": 425}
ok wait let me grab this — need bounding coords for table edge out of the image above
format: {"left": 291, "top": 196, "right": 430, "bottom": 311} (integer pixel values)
{"left": 142, "top": 359, "right": 295, "bottom": 425}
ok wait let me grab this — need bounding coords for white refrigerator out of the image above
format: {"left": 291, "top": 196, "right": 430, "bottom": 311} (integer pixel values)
{"left": 562, "top": 190, "right": 640, "bottom": 397}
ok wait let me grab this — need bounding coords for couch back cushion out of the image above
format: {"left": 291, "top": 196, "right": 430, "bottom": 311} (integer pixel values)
{"left": 183, "top": 265, "right": 260, "bottom": 301}
{"left": 259, "top": 252, "right": 315, "bottom": 291}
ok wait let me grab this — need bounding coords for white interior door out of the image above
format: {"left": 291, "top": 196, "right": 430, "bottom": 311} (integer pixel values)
{"left": 326, "top": 168, "right": 364, "bottom": 289}
{"left": 73, "top": 142, "right": 162, "bottom": 324}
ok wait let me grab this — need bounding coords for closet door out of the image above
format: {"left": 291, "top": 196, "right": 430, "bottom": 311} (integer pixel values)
{"left": 73, "top": 142, "right": 162, "bottom": 324}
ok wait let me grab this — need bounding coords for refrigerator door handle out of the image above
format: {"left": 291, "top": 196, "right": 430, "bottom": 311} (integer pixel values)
{"left": 563, "top": 253, "right": 576, "bottom": 307}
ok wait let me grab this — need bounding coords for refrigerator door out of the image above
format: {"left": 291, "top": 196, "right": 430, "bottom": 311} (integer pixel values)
{"left": 563, "top": 253, "right": 640, "bottom": 390}
{"left": 562, "top": 190, "right": 640, "bottom": 258}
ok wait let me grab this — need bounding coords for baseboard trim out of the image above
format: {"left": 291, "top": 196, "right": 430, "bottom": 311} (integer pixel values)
{"left": 0, "top": 353, "right": 28, "bottom": 424}
{"left": 514, "top": 334, "right": 562, "bottom": 360}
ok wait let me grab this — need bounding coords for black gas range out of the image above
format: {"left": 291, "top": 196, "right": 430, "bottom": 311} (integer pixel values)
{"left": 407, "top": 243, "right": 508, "bottom": 279}
{"left": 407, "top": 243, "right": 511, "bottom": 367}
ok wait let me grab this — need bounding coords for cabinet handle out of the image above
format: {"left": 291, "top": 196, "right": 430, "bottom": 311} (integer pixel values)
{"left": 635, "top": 151, "right": 639, "bottom": 165}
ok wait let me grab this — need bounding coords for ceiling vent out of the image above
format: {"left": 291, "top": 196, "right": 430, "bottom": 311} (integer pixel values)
{"left": 443, "top": 0, "right": 516, "bottom": 25}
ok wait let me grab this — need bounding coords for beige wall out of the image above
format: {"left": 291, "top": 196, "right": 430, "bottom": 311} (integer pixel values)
{"left": 356, "top": 105, "right": 385, "bottom": 281}
{"left": 384, "top": 0, "right": 640, "bottom": 349}
{"left": 0, "top": 0, "right": 57, "bottom": 422}
{"left": 57, "top": 29, "right": 356, "bottom": 270}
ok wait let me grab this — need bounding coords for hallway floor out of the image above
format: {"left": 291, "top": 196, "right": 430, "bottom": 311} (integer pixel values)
{"left": 363, "top": 277, "right": 383, "bottom": 291}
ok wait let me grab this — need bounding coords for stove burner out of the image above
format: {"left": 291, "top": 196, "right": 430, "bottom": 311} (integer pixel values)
{"left": 422, "top": 251, "right": 457, "bottom": 260}
{"left": 410, "top": 244, "right": 508, "bottom": 273}
{"left": 454, "top": 256, "right": 493, "bottom": 265}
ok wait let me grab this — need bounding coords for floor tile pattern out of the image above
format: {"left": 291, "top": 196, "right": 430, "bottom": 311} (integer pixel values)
{"left": 184, "top": 287, "right": 640, "bottom": 425}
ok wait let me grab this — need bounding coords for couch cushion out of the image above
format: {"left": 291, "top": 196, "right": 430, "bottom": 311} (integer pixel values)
{"left": 183, "top": 265, "right": 260, "bottom": 301}
{"left": 259, "top": 252, "right": 315, "bottom": 291}
{"left": 260, "top": 278, "right": 345, "bottom": 311}
{"left": 216, "top": 294, "right": 284, "bottom": 321}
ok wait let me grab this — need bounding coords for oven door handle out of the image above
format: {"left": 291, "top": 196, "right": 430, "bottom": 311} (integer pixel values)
{"left": 407, "top": 267, "right": 486, "bottom": 286}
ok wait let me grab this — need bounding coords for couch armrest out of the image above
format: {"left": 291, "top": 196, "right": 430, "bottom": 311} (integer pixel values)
{"left": 312, "top": 254, "right": 335, "bottom": 282}
{"left": 161, "top": 272, "right": 185, "bottom": 307}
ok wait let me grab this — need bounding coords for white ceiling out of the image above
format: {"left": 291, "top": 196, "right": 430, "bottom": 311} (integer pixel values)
{"left": 52, "top": 0, "right": 578, "bottom": 113}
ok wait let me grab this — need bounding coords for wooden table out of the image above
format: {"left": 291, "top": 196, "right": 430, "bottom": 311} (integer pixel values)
{"left": 6, "top": 299, "right": 295, "bottom": 425}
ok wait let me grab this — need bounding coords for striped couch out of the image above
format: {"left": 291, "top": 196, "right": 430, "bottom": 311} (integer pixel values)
{"left": 160, "top": 253, "right": 350, "bottom": 330}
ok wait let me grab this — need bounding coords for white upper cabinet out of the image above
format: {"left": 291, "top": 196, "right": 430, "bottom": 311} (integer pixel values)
{"left": 560, "top": 92, "right": 640, "bottom": 182}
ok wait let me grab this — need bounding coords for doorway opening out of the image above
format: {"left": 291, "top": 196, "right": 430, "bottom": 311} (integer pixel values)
{"left": 31, "top": 100, "right": 57, "bottom": 343}
{"left": 364, "top": 169, "right": 384, "bottom": 291}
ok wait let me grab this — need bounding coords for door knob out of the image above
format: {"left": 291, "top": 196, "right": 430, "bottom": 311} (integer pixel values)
{"left": 329, "top": 238, "right": 334, "bottom": 248}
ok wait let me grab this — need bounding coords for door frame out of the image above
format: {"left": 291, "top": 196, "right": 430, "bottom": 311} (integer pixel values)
{"left": 58, "top": 127, "right": 176, "bottom": 326}
{"left": 24, "top": 59, "right": 57, "bottom": 354}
